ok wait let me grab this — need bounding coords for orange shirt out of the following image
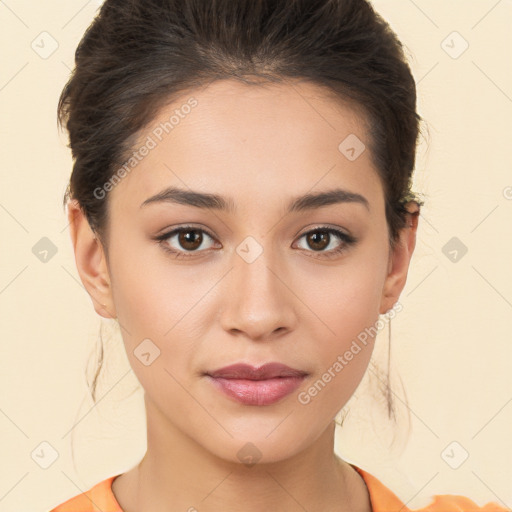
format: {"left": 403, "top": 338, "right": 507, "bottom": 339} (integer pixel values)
{"left": 48, "top": 464, "right": 509, "bottom": 512}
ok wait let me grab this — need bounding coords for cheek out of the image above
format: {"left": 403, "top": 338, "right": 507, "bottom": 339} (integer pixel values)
{"left": 294, "top": 250, "right": 387, "bottom": 411}
{"left": 108, "top": 229, "right": 191, "bottom": 334}
{"left": 297, "top": 282, "right": 379, "bottom": 420}
{"left": 299, "top": 247, "right": 387, "bottom": 345}
{"left": 107, "top": 246, "right": 202, "bottom": 410}
{"left": 107, "top": 236, "right": 216, "bottom": 377}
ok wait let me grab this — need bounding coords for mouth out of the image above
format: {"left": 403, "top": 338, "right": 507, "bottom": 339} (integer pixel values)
{"left": 205, "top": 362, "right": 308, "bottom": 406}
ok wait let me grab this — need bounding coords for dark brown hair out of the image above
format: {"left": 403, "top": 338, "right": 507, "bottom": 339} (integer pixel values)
{"left": 58, "top": 0, "right": 424, "bottom": 431}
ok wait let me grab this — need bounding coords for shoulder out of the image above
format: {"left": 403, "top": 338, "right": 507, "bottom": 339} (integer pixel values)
{"left": 47, "top": 467, "right": 509, "bottom": 512}
{"left": 351, "top": 464, "right": 509, "bottom": 512}
{"left": 48, "top": 474, "right": 123, "bottom": 512}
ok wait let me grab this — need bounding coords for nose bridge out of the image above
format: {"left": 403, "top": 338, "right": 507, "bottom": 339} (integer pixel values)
{"left": 219, "top": 237, "right": 296, "bottom": 340}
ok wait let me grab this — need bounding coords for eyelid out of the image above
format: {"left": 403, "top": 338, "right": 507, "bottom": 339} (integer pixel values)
{"left": 154, "top": 223, "right": 216, "bottom": 239}
{"left": 296, "top": 223, "right": 353, "bottom": 239}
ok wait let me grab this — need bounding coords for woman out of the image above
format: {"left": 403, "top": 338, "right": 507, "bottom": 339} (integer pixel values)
{"left": 49, "top": 0, "right": 507, "bottom": 510}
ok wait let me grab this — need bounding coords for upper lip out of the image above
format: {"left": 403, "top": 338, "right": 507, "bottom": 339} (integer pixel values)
{"left": 207, "top": 362, "right": 308, "bottom": 380}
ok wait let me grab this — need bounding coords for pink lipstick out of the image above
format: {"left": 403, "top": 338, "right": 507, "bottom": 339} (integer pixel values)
{"left": 206, "top": 362, "right": 308, "bottom": 406}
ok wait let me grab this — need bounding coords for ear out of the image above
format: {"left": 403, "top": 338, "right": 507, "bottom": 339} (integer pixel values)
{"left": 379, "top": 203, "right": 420, "bottom": 315}
{"left": 67, "top": 199, "right": 116, "bottom": 319}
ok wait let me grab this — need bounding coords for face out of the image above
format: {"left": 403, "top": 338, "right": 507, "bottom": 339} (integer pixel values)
{"left": 71, "top": 78, "right": 416, "bottom": 464}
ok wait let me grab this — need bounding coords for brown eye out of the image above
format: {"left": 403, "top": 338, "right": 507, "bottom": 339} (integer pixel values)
{"left": 295, "top": 226, "right": 357, "bottom": 259}
{"left": 156, "top": 226, "right": 218, "bottom": 256}
{"left": 178, "top": 229, "right": 203, "bottom": 251}
{"left": 305, "top": 230, "right": 330, "bottom": 251}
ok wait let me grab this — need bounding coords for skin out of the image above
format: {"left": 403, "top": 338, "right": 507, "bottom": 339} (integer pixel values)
{"left": 68, "top": 78, "right": 419, "bottom": 512}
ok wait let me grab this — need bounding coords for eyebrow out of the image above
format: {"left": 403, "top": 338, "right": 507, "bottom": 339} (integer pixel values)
{"left": 140, "top": 186, "right": 370, "bottom": 213}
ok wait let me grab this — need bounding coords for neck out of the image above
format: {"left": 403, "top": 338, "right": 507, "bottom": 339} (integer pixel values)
{"left": 113, "top": 398, "right": 371, "bottom": 512}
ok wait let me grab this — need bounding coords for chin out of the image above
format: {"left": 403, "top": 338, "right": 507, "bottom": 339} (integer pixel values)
{"left": 200, "top": 427, "right": 317, "bottom": 467}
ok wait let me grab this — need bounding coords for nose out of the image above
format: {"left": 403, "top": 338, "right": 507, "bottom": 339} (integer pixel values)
{"left": 219, "top": 243, "right": 298, "bottom": 342}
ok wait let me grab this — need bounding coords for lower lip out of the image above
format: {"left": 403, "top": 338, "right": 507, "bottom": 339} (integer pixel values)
{"left": 207, "top": 376, "right": 306, "bottom": 406}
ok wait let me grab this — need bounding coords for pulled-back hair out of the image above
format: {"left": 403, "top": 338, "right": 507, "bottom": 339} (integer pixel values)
{"left": 58, "top": 0, "right": 423, "bottom": 247}
{"left": 58, "top": 0, "right": 424, "bottom": 431}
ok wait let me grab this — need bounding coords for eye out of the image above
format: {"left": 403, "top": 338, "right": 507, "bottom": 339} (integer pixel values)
{"left": 155, "top": 225, "right": 219, "bottom": 258}
{"left": 154, "top": 224, "right": 357, "bottom": 260}
{"left": 294, "top": 226, "right": 357, "bottom": 259}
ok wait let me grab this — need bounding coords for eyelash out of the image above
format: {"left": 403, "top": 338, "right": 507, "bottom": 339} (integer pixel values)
{"left": 154, "top": 225, "right": 357, "bottom": 260}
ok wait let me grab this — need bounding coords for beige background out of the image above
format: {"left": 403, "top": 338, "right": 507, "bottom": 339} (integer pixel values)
{"left": 1, "top": 0, "right": 511, "bottom": 511}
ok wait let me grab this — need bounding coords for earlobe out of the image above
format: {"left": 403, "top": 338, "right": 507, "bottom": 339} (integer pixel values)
{"left": 379, "top": 205, "right": 419, "bottom": 315}
{"left": 67, "top": 200, "right": 116, "bottom": 319}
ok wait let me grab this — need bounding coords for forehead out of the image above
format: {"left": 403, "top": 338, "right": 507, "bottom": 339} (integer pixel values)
{"left": 109, "top": 78, "right": 384, "bottom": 215}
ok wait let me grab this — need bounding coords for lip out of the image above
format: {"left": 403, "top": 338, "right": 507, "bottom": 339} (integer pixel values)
{"left": 206, "top": 363, "right": 308, "bottom": 406}
{"left": 207, "top": 362, "right": 308, "bottom": 380}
